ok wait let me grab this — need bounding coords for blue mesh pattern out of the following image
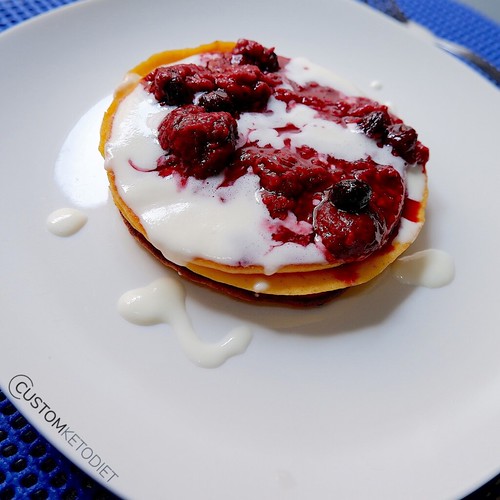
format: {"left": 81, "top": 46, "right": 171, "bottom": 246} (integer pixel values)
{"left": 0, "top": 0, "right": 79, "bottom": 31}
{"left": 0, "top": 390, "right": 118, "bottom": 499}
{"left": 0, "top": 0, "right": 499, "bottom": 498}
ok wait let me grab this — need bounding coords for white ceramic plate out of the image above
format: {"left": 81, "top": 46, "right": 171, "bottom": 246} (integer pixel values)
{"left": 1, "top": 0, "right": 499, "bottom": 498}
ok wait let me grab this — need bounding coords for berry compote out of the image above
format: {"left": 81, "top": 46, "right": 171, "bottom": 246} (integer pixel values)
{"left": 141, "top": 39, "right": 429, "bottom": 263}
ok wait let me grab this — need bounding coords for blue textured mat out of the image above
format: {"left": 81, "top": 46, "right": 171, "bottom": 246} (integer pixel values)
{"left": 0, "top": 0, "right": 78, "bottom": 30}
{"left": 0, "top": 1, "right": 499, "bottom": 499}
{"left": 0, "top": 390, "right": 117, "bottom": 499}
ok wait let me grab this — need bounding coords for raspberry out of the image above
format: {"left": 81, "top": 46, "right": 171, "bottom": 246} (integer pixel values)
{"left": 214, "top": 65, "right": 273, "bottom": 112}
{"left": 146, "top": 64, "right": 215, "bottom": 105}
{"left": 157, "top": 105, "right": 238, "bottom": 179}
{"left": 356, "top": 165, "right": 405, "bottom": 230}
{"left": 236, "top": 147, "right": 332, "bottom": 198}
{"left": 233, "top": 147, "right": 333, "bottom": 222}
{"left": 313, "top": 164, "right": 405, "bottom": 261}
{"left": 314, "top": 203, "right": 382, "bottom": 261}
{"left": 231, "top": 39, "right": 280, "bottom": 72}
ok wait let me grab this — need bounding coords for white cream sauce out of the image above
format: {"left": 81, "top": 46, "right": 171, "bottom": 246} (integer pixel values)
{"left": 105, "top": 56, "right": 427, "bottom": 274}
{"left": 391, "top": 249, "right": 455, "bottom": 288}
{"left": 46, "top": 208, "right": 87, "bottom": 236}
{"left": 118, "top": 277, "right": 252, "bottom": 367}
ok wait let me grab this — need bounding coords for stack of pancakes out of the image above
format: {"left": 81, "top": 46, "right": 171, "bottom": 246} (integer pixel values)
{"left": 99, "top": 41, "right": 428, "bottom": 306}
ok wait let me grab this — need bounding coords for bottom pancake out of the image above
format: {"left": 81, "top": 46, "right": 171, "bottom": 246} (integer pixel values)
{"left": 121, "top": 216, "right": 343, "bottom": 307}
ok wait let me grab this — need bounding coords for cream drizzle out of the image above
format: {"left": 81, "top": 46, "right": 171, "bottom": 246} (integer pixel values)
{"left": 391, "top": 249, "right": 455, "bottom": 288}
{"left": 46, "top": 208, "right": 87, "bottom": 236}
{"left": 117, "top": 277, "right": 253, "bottom": 367}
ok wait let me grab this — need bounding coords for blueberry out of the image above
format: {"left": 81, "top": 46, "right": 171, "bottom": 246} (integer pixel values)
{"left": 330, "top": 179, "right": 372, "bottom": 213}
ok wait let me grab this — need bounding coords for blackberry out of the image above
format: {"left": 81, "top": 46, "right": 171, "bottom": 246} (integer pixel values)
{"left": 386, "top": 123, "right": 418, "bottom": 161}
{"left": 358, "top": 110, "right": 390, "bottom": 140}
{"left": 198, "top": 89, "right": 234, "bottom": 113}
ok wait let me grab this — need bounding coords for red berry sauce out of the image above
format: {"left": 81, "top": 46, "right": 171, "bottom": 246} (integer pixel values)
{"left": 142, "top": 39, "right": 429, "bottom": 264}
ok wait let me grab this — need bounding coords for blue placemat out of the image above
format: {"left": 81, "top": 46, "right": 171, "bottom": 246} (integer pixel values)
{"left": 0, "top": 389, "right": 118, "bottom": 499}
{"left": 0, "top": 0, "right": 78, "bottom": 29}
{"left": 0, "top": 1, "right": 499, "bottom": 499}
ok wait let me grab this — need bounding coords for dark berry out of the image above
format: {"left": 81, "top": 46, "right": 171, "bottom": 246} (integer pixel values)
{"left": 358, "top": 110, "right": 391, "bottom": 140}
{"left": 157, "top": 105, "right": 238, "bottom": 179}
{"left": 413, "top": 143, "right": 430, "bottom": 165}
{"left": 214, "top": 65, "right": 273, "bottom": 112}
{"left": 329, "top": 179, "right": 372, "bottom": 214}
{"left": 198, "top": 89, "right": 234, "bottom": 113}
{"left": 386, "top": 123, "right": 418, "bottom": 161}
{"left": 146, "top": 64, "right": 215, "bottom": 105}
{"left": 231, "top": 39, "right": 280, "bottom": 72}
